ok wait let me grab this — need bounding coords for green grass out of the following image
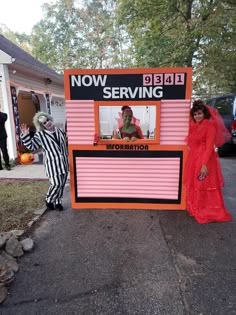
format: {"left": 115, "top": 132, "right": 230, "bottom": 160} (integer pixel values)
{"left": 0, "top": 180, "right": 48, "bottom": 232}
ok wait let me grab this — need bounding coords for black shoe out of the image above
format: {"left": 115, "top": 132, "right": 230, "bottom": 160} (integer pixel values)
{"left": 55, "top": 203, "right": 64, "bottom": 211}
{"left": 0, "top": 166, "right": 3, "bottom": 170}
{"left": 5, "top": 165, "right": 11, "bottom": 171}
{"left": 46, "top": 202, "right": 55, "bottom": 211}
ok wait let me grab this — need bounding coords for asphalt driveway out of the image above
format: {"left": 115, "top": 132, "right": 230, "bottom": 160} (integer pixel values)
{"left": 1, "top": 155, "right": 236, "bottom": 315}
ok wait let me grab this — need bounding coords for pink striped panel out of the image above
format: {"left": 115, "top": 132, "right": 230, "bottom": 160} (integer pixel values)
{"left": 160, "top": 100, "right": 190, "bottom": 145}
{"left": 76, "top": 157, "right": 180, "bottom": 199}
{"left": 66, "top": 100, "right": 95, "bottom": 144}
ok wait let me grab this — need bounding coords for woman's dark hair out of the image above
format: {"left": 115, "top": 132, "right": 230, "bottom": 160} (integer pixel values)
{"left": 121, "top": 106, "right": 131, "bottom": 112}
{"left": 121, "top": 106, "right": 133, "bottom": 116}
{"left": 190, "top": 100, "right": 211, "bottom": 120}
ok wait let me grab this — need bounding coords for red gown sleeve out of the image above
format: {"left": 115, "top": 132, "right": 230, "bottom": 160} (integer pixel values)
{"left": 202, "top": 121, "right": 216, "bottom": 165}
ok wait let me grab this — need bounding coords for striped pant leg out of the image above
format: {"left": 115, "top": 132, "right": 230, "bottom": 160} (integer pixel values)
{"left": 55, "top": 173, "right": 68, "bottom": 204}
{"left": 46, "top": 173, "right": 67, "bottom": 204}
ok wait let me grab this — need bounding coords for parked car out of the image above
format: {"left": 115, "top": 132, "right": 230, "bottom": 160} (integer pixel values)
{"left": 206, "top": 93, "right": 236, "bottom": 156}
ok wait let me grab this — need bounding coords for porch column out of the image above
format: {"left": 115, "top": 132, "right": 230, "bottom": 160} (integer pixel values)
{"left": 44, "top": 93, "right": 52, "bottom": 114}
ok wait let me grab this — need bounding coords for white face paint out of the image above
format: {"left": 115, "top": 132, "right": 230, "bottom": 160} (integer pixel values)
{"left": 39, "top": 116, "right": 55, "bottom": 131}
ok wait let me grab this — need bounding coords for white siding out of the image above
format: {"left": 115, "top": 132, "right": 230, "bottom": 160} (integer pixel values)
{"left": 9, "top": 72, "right": 64, "bottom": 98}
{"left": 0, "top": 83, "right": 3, "bottom": 110}
{"left": 9, "top": 72, "right": 65, "bottom": 127}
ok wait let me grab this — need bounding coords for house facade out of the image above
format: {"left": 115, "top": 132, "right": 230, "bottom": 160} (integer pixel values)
{"left": 0, "top": 35, "right": 65, "bottom": 160}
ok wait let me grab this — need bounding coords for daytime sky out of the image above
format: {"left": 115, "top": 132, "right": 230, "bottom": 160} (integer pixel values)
{"left": 0, "top": 0, "right": 56, "bottom": 34}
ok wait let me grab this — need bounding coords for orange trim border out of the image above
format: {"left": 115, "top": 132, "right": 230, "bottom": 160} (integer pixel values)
{"left": 64, "top": 67, "right": 192, "bottom": 211}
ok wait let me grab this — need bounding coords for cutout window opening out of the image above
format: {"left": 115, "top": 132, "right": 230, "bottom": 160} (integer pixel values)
{"left": 98, "top": 105, "right": 158, "bottom": 141}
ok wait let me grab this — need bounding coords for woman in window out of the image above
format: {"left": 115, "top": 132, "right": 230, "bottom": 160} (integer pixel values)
{"left": 113, "top": 106, "right": 144, "bottom": 141}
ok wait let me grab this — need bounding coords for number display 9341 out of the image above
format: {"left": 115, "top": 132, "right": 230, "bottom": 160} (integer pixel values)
{"left": 143, "top": 73, "right": 185, "bottom": 86}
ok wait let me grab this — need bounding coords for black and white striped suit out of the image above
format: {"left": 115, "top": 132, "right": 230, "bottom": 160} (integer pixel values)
{"left": 21, "top": 128, "right": 69, "bottom": 204}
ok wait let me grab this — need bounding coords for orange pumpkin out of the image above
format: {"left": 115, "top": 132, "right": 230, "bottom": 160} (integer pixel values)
{"left": 20, "top": 153, "right": 35, "bottom": 165}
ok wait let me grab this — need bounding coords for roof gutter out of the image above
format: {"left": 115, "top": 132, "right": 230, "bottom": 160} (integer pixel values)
{"left": 12, "top": 58, "right": 63, "bottom": 83}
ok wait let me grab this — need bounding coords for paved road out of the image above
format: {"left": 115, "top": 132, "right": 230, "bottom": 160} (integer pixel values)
{"left": 1, "top": 155, "right": 236, "bottom": 315}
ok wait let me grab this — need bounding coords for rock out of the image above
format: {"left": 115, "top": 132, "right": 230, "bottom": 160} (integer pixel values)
{"left": 0, "top": 286, "right": 8, "bottom": 304}
{"left": 0, "top": 250, "right": 16, "bottom": 262}
{"left": 0, "top": 268, "right": 14, "bottom": 286}
{"left": 21, "top": 238, "right": 34, "bottom": 252}
{"left": 0, "top": 235, "right": 7, "bottom": 249}
{"left": 5, "top": 236, "right": 24, "bottom": 258}
{"left": 10, "top": 230, "right": 25, "bottom": 238}
{"left": 0, "top": 251, "right": 19, "bottom": 273}
{"left": 0, "top": 232, "right": 11, "bottom": 241}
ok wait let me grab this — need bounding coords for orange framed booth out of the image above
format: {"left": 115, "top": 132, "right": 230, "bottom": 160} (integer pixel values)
{"left": 64, "top": 67, "right": 192, "bottom": 210}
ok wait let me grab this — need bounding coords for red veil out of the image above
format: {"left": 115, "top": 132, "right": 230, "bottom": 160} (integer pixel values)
{"left": 207, "top": 106, "right": 231, "bottom": 147}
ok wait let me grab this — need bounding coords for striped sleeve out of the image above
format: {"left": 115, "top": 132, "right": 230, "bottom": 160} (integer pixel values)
{"left": 21, "top": 133, "right": 42, "bottom": 151}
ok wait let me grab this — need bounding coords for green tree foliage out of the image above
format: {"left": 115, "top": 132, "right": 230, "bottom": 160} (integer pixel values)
{"left": 79, "top": 0, "right": 134, "bottom": 68}
{"left": 30, "top": 0, "right": 79, "bottom": 73}
{"left": 30, "top": 0, "right": 133, "bottom": 72}
{"left": 118, "top": 0, "right": 236, "bottom": 96}
{"left": 1, "top": 0, "right": 235, "bottom": 96}
{"left": 194, "top": 0, "right": 236, "bottom": 96}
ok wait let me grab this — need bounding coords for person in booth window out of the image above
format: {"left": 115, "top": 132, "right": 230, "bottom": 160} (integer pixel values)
{"left": 113, "top": 106, "right": 144, "bottom": 141}
{"left": 184, "top": 100, "right": 232, "bottom": 224}
{"left": 20, "top": 112, "right": 69, "bottom": 211}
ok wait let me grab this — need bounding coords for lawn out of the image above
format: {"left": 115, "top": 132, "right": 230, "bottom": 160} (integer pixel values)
{"left": 0, "top": 179, "right": 48, "bottom": 232}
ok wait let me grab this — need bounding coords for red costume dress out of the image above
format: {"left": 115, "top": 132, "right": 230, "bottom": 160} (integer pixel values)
{"left": 184, "top": 119, "right": 232, "bottom": 224}
{"left": 119, "top": 125, "right": 144, "bottom": 139}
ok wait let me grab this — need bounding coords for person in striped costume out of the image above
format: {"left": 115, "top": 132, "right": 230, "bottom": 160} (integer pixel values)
{"left": 20, "top": 112, "right": 69, "bottom": 211}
